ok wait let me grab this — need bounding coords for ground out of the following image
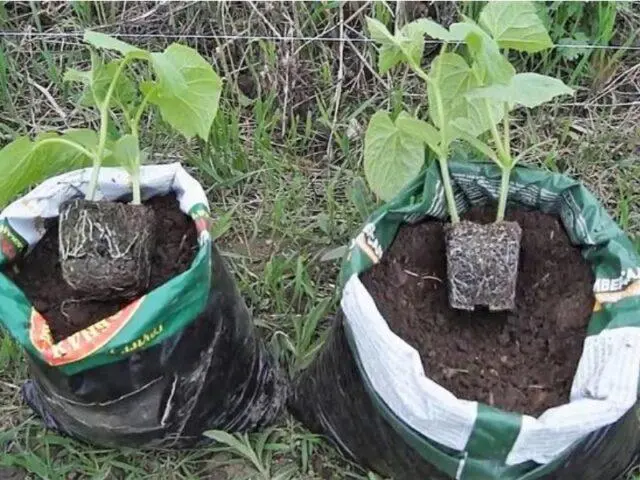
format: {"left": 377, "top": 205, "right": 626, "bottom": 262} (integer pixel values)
{"left": 1, "top": 2, "right": 640, "bottom": 479}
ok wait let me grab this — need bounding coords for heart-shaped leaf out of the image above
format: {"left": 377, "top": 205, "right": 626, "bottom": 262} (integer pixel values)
{"left": 479, "top": 1, "right": 553, "bottom": 53}
{"left": 0, "top": 130, "right": 119, "bottom": 208}
{"left": 148, "top": 44, "right": 223, "bottom": 140}
{"left": 84, "top": 60, "right": 137, "bottom": 108}
{"left": 428, "top": 52, "right": 475, "bottom": 130}
{"left": 364, "top": 111, "right": 427, "bottom": 201}
{"left": 395, "top": 114, "right": 441, "bottom": 154}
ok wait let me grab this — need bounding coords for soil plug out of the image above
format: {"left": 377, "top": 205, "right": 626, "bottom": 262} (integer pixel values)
{"left": 364, "top": 3, "right": 573, "bottom": 311}
{"left": 59, "top": 200, "right": 155, "bottom": 299}
{"left": 445, "top": 221, "right": 521, "bottom": 310}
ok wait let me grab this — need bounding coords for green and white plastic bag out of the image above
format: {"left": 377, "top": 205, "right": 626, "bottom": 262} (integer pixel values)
{"left": 0, "top": 163, "right": 212, "bottom": 374}
{"left": 0, "top": 163, "right": 287, "bottom": 447}
{"left": 295, "top": 158, "right": 640, "bottom": 480}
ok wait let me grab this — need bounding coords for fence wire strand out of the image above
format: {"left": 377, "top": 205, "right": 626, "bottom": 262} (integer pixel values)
{"left": 1, "top": 30, "right": 640, "bottom": 51}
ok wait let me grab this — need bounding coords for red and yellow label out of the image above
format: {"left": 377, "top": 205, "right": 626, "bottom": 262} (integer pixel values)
{"left": 29, "top": 297, "right": 144, "bottom": 366}
{"left": 0, "top": 222, "right": 26, "bottom": 262}
{"left": 191, "top": 207, "right": 212, "bottom": 235}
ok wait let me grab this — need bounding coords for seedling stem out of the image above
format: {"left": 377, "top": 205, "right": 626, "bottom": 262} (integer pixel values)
{"left": 405, "top": 45, "right": 460, "bottom": 224}
{"left": 87, "top": 56, "right": 135, "bottom": 202}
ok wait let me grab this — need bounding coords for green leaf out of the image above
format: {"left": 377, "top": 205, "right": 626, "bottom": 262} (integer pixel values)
{"left": 378, "top": 46, "right": 405, "bottom": 74}
{"left": 398, "top": 20, "right": 430, "bottom": 65}
{"left": 449, "top": 22, "right": 515, "bottom": 85}
{"left": 450, "top": 95, "right": 504, "bottom": 138}
{"left": 395, "top": 114, "right": 441, "bottom": 154}
{"left": 63, "top": 68, "right": 91, "bottom": 85}
{"left": 367, "top": 17, "right": 432, "bottom": 74}
{"left": 428, "top": 52, "right": 475, "bottom": 130}
{"left": 148, "top": 44, "right": 223, "bottom": 140}
{"left": 83, "top": 60, "right": 137, "bottom": 108}
{"left": 84, "top": 31, "right": 146, "bottom": 56}
{"left": 427, "top": 52, "right": 504, "bottom": 142}
{"left": 366, "top": 17, "right": 396, "bottom": 45}
{"left": 466, "top": 73, "right": 574, "bottom": 108}
{"left": 450, "top": 127, "right": 500, "bottom": 164}
{"left": 363, "top": 111, "right": 427, "bottom": 201}
{"left": 0, "top": 130, "right": 118, "bottom": 208}
{"left": 479, "top": 1, "right": 553, "bottom": 53}
{"left": 63, "top": 128, "right": 99, "bottom": 150}
{"left": 411, "top": 18, "right": 459, "bottom": 41}
{"left": 112, "top": 134, "right": 139, "bottom": 174}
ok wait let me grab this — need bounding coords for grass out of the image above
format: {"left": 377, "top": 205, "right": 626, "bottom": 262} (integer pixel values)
{"left": 1, "top": 2, "right": 640, "bottom": 479}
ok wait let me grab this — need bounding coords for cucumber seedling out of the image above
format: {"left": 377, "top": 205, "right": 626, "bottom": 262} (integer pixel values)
{"left": 364, "top": 2, "right": 574, "bottom": 310}
{"left": 0, "top": 31, "right": 222, "bottom": 299}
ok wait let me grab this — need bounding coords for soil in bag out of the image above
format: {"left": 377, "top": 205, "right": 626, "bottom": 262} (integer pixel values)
{"left": 5, "top": 195, "right": 197, "bottom": 342}
{"left": 361, "top": 207, "right": 595, "bottom": 416}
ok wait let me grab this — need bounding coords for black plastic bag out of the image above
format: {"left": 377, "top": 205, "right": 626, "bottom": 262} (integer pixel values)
{"left": 22, "top": 244, "right": 288, "bottom": 448}
{"left": 292, "top": 319, "right": 451, "bottom": 480}
{"left": 293, "top": 318, "right": 640, "bottom": 480}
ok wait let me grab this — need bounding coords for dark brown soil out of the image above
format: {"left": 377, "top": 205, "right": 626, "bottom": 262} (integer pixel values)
{"left": 361, "top": 207, "right": 595, "bottom": 416}
{"left": 5, "top": 195, "right": 198, "bottom": 343}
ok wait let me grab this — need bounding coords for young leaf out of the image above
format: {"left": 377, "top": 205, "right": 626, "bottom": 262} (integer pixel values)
{"left": 0, "top": 131, "right": 116, "bottom": 208}
{"left": 63, "top": 68, "right": 91, "bottom": 85}
{"left": 86, "top": 60, "right": 137, "bottom": 108}
{"left": 449, "top": 22, "right": 515, "bottom": 85}
{"left": 112, "top": 134, "right": 139, "bottom": 174}
{"left": 398, "top": 20, "right": 431, "bottom": 65}
{"left": 378, "top": 47, "right": 405, "bottom": 75}
{"left": 84, "top": 31, "right": 146, "bottom": 57}
{"left": 411, "top": 18, "right": 460, "bottom": 42}
{"left": 368, "top": 17, "right": 427, "bottom": 74}
{"left": 466, "top": 73, "right": 574, "bottom": 108}
{"left": 148, "top": 44, "right": 223, "bottom": 140}
{"left": 395, "top": 112, "right": 441, "bottom": 154}
{"left": 427, "top": 53, "right": 475, "bottom": 130}
{"left": 479, "top": 1, "right": 553, "bottom": 53}
{"left": 365, "top": 17, "right": 396, "bottom": 46}
{"left": 363, "top": 111, "right": 427, "bottom": 201}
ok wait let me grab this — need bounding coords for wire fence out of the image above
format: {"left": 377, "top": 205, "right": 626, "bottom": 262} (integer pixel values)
{"left": 1, "top": 30, "right": 640, "bottom": 51}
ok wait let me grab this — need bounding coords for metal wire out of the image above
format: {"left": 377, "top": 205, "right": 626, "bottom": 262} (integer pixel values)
{"left": 1, "top": 30, "right": 640, "bottom": 50}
